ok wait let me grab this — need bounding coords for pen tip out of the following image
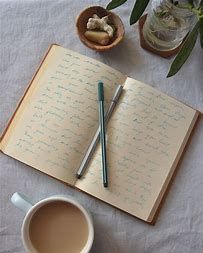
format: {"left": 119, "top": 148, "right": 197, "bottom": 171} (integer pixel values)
{"left": 103, "top": 182, "right": 108, "bottom": 188}
{"left": 76, "top": 174, "right": 81, "bottom": 179}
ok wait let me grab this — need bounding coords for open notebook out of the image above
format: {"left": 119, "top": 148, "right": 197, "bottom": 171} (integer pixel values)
{"left": 0, "top": 45, "right": 200, "bottom": 223}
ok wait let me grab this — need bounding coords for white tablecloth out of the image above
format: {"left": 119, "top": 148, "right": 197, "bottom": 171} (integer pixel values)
{"left": 0, "top": 1, "right": 203, "bottom": 252}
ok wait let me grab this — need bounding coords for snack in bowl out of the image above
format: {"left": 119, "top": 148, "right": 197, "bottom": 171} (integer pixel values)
{"left": 76, "top": 6, "right": 124, "bottom": 51}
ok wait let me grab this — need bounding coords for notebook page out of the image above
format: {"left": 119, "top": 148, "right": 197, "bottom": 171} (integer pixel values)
{"left": 76, "top": 77, "right": 197, "bottom": 221}
{"left": 0, "top": 45, "right": 126, "bottom": 185}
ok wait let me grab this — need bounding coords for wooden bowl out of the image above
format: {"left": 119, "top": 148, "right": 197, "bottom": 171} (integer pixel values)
{"left": 76, "top": 6, "right": 125, "bottom": 52}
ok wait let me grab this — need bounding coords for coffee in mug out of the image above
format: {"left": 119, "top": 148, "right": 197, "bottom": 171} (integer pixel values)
{"left": 29, "top": 201, "right": 89, "bottom": 253}
{"left": 11, "top": 193, "right": 94, "bottom": 253}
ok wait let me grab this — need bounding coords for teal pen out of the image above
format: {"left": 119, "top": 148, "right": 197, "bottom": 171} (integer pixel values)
{"left": 98, "top": 81, "right": 108, "bottom": 187}
{"left": 76, "top": 85, "right": 123, "bottom": 179}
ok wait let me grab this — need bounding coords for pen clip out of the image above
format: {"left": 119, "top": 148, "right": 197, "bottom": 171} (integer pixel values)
{"left": 112, "top": 85, "right": 123, "bottom": 102}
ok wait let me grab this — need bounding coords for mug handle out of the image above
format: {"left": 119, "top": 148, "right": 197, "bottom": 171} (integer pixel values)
{"left": 11, "top": 192, "right": 34, "bottom": 213}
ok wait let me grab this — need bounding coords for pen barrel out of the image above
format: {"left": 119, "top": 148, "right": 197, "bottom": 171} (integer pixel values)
{"left": 99, "top": 100, "right": 108, "bottom": 187}
{"left": 76, "top": 85, "right": 122, "bottom": 179}
{"left": 98, "top": 81, "right": 104, "bottom": 101}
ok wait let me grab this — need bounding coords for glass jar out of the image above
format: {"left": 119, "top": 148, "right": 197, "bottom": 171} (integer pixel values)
{"left": 143, "top": 0, "right": 196, "bottom": 51}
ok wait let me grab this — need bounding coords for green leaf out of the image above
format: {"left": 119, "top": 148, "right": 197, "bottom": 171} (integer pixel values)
{"left": 130, "top": 0, "right": 150, "bottom": 25}
{"left": 199, "top": 2, "right": 203, "bottom": 17}
{"left": 106, "top": 0, "right": 128, "bottom": 10}
{"left": 200, "top": 17, "right": 203, "bottom": 48}
{"left": 167, "top": 21, "right": 199, "bottom": 78}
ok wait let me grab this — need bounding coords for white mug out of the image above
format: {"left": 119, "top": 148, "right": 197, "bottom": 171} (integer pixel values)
{"left": 11, "top": 192, "right": 94, "bottom": 253}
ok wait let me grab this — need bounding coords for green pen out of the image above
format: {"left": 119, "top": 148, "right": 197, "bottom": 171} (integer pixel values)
{"left": 98, "top": 81, "right": 108, "bottom": 187}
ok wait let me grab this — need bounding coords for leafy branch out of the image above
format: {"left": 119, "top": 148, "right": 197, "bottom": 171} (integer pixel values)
{"left": 106, "top": 0, "right": 203, "bottom": 77}
{"left": 167, "top": 21, "right": 199, "bottom": 77}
